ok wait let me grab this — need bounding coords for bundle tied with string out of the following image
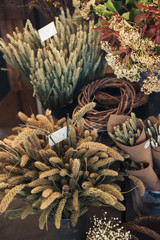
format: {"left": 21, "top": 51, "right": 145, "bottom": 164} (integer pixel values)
{"left": 73, "top": 77, "right": 148, "bottom": 132}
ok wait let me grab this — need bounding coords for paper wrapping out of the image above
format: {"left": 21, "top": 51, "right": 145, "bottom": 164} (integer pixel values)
{"left": 145, "top": 116, "right": 160, "bottom": 169}
{"left": 126, "top": 164, "right": 160, "bottom": 191}
{"left": 107, "top": 115, "right": 152, "bottom": 166}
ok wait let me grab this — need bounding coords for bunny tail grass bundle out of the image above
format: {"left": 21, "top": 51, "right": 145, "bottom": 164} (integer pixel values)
{"left": 0, "top": 107, "right": 127, "bottom": 230}
{"left": 109, "top": 113, "right": 141, "bottom": 146}
{"left": 0, "top": 7, "right": 107, "bottom": 110}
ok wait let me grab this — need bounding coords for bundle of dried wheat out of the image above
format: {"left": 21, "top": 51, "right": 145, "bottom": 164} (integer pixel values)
{"left": 0, "top": 8, "right": 107, "bottom": 110}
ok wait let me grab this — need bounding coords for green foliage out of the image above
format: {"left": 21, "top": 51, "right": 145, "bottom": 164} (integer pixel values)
{"left": 105, "top": 0, "right": 119, "bottom": 13}
{"left": 93, "top": 5, "right": 112, "bottom": 18}
{"left": 125, "top": 0, "right": 134, "bottom": 5}
{"left": 113, "top": 1, "right": 123, "bottom": 12}
{"left": 92, "top": 0, "right": 158, "bottom": 22}
{"left": 122, "top": 12, "right": 130, "bottom": 20}
{"left": 129, "top": 8, "right": 141, "bottom": 22}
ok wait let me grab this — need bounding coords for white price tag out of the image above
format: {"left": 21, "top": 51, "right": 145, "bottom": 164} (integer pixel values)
{"left": 48, "top": 126, "right": 67, "bottom": 146}
{"left": 144, "top": 140, "right": 150, "bottom": 149}
{"left": 38, "top": 21, "right": 57, "bottom": 42}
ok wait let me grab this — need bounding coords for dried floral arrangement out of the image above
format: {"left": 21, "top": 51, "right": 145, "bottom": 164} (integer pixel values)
{"left": 75, "top": 0, "right": 160, "bottom": 94}
{"left": 0, "top": 103, "right": 132, "bottom": 230}
{"left": 108, "top": 112, "right": 160, "bottom": 191}
{"left": 29, "top": 0, "right": 74, "bottom": 20}
{"left": 0, "top": 8, "right": 107, "bottom": 110}
{"left": 74, "top": 0, "right": 159, "bottom": 21}
{"left": 86, "top": 212, "right": 132, "bottom": 240}
{"left": 108, "top": 113, "right": 142, "bottom": 146}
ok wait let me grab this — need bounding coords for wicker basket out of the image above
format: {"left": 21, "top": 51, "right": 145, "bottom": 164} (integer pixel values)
{"left": 124, "top": 216, "right": 160, "bottom": 240}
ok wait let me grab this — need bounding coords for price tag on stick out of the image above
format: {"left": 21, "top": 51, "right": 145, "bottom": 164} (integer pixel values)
{"left": 38, "top": 21, "right": 57, "bottom": 42}
{"left": 48, "top": 126, "right": 67, "bottom": 146}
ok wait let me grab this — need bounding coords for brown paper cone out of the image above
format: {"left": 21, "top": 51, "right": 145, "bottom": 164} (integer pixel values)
{"left": 126, "top": 164, "right": 160, "bottom": 191}
{"left": 107, "top": 115, "right": 152, "bottom": 166}
{"left": 145, "top": 116, "right": 160, "bottom": 169}
{"left": 152, "top": 147, "right": 160, "bottom": 169}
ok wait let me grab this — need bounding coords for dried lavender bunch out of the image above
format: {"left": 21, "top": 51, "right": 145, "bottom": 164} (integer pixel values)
{"left": 0, "top": 8, "right": 107, "bottom": 110}
{"left": 145, "top": 119, "right": 160, "bottom": 149}
{"left": 0, "top": 105, "right": 127, "bottom": 230}
{"left": 108, "top": 113, "right": 141, "bottom": 146}
{"left": 87, "top": 212, "right": 131, "bottom": 240}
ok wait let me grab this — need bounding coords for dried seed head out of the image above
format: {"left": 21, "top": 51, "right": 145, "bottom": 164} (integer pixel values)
{"left": 72, "top": 158, "right": 81, "bottom": 178}
{"left": 39, "top": 169, "right": 60, "bottom": 179}
{"left": 129, "top": 175, "right": 145, "bottom": 196}
{"left": 34, "top": 161, "right": 50, "bottom": 171}
{"left": 0, "top": 184, "right": 26, "bottom": 213}
{"left": 18, "top": 112, "right": 28, "bottom": 122}
{"left": 20, "top": 155, "right": 30, "bottom": 167}
{"left": 42, "top": 188, "right": 53, "bottom": 198}
{"left": 36, "top": 115, "right": 54, "bottom": 133}
{"left": 55, "top": 198, "right": 67, "bottom": 229}
{"left": 73, "top": 102, "right": 96, "bottom": 123}
{"left": 40, "top": 192, "right": 62, "bottom": 210}
{"left": 98, "top": 184, "right": 124, "bottom": 201}
{"left": 12, "top": 128, "right": 45, "bottom": 147}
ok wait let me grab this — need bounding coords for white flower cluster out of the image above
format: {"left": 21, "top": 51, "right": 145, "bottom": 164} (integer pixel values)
{"left": 138, "top": 0, "right": 158, "bottom": 7}
{"left": 72, "top": 0, "right": 95, "bottom": 19}
{"left": 87, "top": 213, "right": 131, "bottom": 240}
{"left": 142, "top": 73, "right": 160, "bottom": 94}
{"left": 101, "top": 41, "right": 141, "bottom": 82}
{"left": 102, "top": 15, "right": 160, "bottom": 94}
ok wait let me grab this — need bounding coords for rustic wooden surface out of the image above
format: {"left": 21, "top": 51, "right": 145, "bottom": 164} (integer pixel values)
{"left": 0, "top": 89, "right": 37, "bottom": 127}
{"left": 0, "top": 0, "right": 37, "bottom": 127}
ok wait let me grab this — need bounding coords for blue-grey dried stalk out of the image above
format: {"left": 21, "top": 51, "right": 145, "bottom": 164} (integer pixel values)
{"left": 146, "top": 120, "right": 160, "bottom": 148}
{"left": 0, "top": 8, "right": 107, "bottom": 110}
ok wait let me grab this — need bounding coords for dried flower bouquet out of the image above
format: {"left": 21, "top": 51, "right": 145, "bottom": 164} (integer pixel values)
{"left": 75, "top": 0, "right": 160, "bottom": 94}
{"left": 0, "top": 103, "right": 132, "bottom": 230}
{"left": 108, "top": 112, "right": 160, "bottom": 191}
